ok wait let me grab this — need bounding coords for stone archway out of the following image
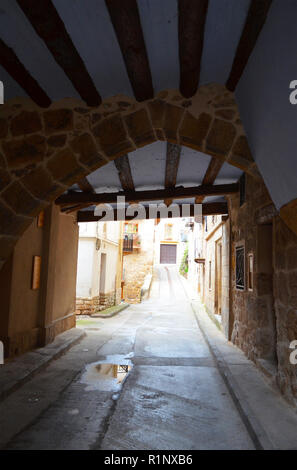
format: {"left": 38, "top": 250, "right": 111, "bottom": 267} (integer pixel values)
{"left": 0, "top": 83, "right": 261, "bottom": 269}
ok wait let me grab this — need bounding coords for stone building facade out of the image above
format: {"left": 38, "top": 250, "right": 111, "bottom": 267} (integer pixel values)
{"left": 187, "top": 175, "right": 297, "bottom": 406}
{"left": 229, "top": 174, "right": 297, "bottom": 405}
{"left": 122, "top": 220, "right": 155, "bottom": 304}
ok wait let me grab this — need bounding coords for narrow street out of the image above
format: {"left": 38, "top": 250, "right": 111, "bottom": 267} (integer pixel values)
{"left": 0, "top": 266, "right": 258, "bottom": 450}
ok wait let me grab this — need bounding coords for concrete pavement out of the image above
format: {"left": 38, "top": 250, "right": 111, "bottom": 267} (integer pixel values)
{"left": 1, "top": 266, "right": 296, "bottom": 450}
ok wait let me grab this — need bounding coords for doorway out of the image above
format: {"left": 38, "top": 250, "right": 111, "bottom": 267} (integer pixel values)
{"left": 100, "top": 253, "right": 107, "bottom": 295}
{"left": 257, "top": 223, "right": 277, "bottom": 365}
{"left": 160, "top": 244, "right": 177, "bottom": 264}
{"left": 215, "top": 239, "right": 222, "bottom": 315}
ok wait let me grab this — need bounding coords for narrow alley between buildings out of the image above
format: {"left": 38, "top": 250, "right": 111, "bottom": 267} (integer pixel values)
{"left": 1, "top": 266, "right": 297, "bottom": 450}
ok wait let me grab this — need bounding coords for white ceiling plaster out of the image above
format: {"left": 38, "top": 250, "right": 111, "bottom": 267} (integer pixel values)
{"left": 138, "top": 0, "right": 179, "bottom": 93}
{"left": 176, "top": 147, "right": 212, "bottom": 187}
{"left": 53, "top": 0, "right": 133, "bottom": 99}
{"left": 128, "top": 141, "right": 167, "bottom": 190}
{"left": 0, "top": 0, "right": 79, "bottom": 101}
{"left": 87, "top": 161, "right": 121, "bottom": 193}
{"left": 200, "top": 0, "right": 251, "bottom": 85}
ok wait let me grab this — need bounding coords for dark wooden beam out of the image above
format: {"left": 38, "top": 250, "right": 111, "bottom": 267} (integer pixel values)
{"left": 165, "top": 143, "right": 181, "bottom": 189}
{"left": 56, "top": 183, "right": 238, "bottom": 207}
{"left": 0, "top": 38, "right": 51, "bottom": 107}
{"left": 195, "top": 157, "right": 224, "bottom": 203}
{"left": 226, "top": 0, "right": 273, "bottom": 91}
{"left": 164, "top": 143, "right": 181, "bottom": 206}
{"left": 178, "top": 0, "right": 209, "bottom": 98}
{"left": 77, "top": 202, "right": 228, "bottom": 222}
{"left": 105, "top": 0, "right": 154, "bottom": 102}
{"left": 114, "top": 155, "right": 135, "bottom": 191}
{"left": 77, "top": 177, "right": 95, "bottom": 194}
{"left": 17, "top": 0, "right": 101, "bottom": 106}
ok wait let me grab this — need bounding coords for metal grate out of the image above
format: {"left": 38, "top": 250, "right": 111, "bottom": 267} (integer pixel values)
{"left": 236, "top": 246, "right": 245, "bottom": 290}
{"left": 123, "top": 234, "right": 133, "bottom": 252}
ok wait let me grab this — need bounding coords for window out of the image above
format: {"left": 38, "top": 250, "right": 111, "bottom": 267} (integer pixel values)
{"left": 235, "top": 245, "right": 245, "bottom": 290}
{"left": 124, "top": 223, "right": 138, "bottom": 234}
{"left": 248, "top": 253, "right": 254, "bottom": 291}
{"left": 209, "top": 261, "right": 212, "bottom": 290}
{"left": 164, "top": 223, "right": 173, "bottom": 240}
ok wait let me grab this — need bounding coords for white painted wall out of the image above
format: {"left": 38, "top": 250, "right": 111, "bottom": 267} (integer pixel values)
{"left": 76, "top": 221, "right": 121, "bottom": 299}
{"left": 76, "top": 239, "right": 95, "bottom": 298}
{"left": 236, "top": 0, "right": 297, "bottom": 209}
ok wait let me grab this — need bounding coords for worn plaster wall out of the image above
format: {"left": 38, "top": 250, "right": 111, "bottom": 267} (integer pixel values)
{"left": 0, "top": 206, "right": 78, "bottom": 357}
{"left": 51, "top": 212, "right": 78, "bottom": 322}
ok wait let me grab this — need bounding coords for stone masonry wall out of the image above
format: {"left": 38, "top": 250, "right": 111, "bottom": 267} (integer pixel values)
{"left": 229, "top": 174, "right": 297, "bottom": 405}
{"left": 76, "top": 291, "right": 116, "bottom": 315}
{"left": 0, "top": 84, "right": 259, "bottom": 272}
{"left": 123, "top": 252, "right": 153, "bottom": 303}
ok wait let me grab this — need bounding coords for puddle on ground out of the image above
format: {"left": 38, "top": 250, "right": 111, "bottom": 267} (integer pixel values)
{"left": 80, "top": 353, "right": 133, "bottom": 392}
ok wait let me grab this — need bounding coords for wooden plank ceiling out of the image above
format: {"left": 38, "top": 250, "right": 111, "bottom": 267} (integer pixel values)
{"left": 0, "top": 0, "right": 272, "bottom": 220}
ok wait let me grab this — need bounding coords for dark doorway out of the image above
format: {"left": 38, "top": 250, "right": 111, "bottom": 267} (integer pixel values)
{"left": 257, "top": 223, "right": 278, "bottom": 366}
{"left": 160, "top": 244, "right": 177, "bottom": 264}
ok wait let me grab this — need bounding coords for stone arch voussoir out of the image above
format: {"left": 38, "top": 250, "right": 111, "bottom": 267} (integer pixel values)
{"left": 0, "top": 83, "right": 260, "bottom": 268}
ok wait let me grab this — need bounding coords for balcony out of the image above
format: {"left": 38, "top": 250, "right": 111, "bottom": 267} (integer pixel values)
{"left": 123, "top": 233, "right": 141, "bottom": 253}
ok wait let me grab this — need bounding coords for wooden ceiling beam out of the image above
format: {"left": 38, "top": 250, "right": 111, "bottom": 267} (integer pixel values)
{"left": 164, "top": 143, "right": 181, "bottom": 206}
{"left": 77, "top": 202, "right": 228, "bottom": 222}
{"left": 114, "top": 155, "right": 135, "bottom": 191}
{"left": 77, "top": 177, "right": 95, "bottom": 194}
{"left": 0, "top": 38, "right": 51, "bottom": 107}
{"left": 195, "top": 157, "right": 224, "bottom": 204}
{"left": 178, "top": 0, "right": 209, "bottom": 98}
{"left": 17, "top": 0, "right": 101, "bottom": 106}
{"left": 226, "top": 0, "right": 273, "bottom": 91}
{"left": 105, "top": 0, "right": 154, "bottom": 101}
{"left": 56, "top": 183, "right": 238, "bottom": 207}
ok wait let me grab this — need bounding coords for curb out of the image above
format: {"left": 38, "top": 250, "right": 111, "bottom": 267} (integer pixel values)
{"left": 191, "top": 303, "right": 275, "bottom": 450}
{"left": 0, "top": 329, "right": 85, "bottom": 403}
{"left": 91, "top": 302, "right": 130, "bottom": 318}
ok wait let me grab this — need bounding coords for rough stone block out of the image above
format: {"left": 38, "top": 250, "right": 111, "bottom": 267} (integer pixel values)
{"left": 124, "top": 108, "right": 155, "bottom": 148}
{"left": 2, "top": 181, "right": 40, "bottom": 217}
{"left": 10, "top": 111, "right": 42, "bottom": 136}
{"left": 0, "top": 118, "right": 9, "bottom": 138}
{"left": 179, "top": 112, "right": 212, "bottom": 151}
{"left": 21, "top": 166, "right": 63, "bottom": 201}
{"left": 47, "top": 147, "right": 86, "bottom": 186}
{"left": 147, "top": 99, "right": 166, "bottom": 131}
{"left": 206, "top": 119, "right": 236, "bottom": 157}
{"left": 43, "top": 109, "right": 73, "bottom": 135}
{"left": 93, "top": 113, "right": 134, "bottom": 158}
{"left": 2, "top": 135, "right": 46, "bottom": 169}
{"left": 70, "top": 133, "right": 106, "bottom": 170}
{"left": 215, "top": 109, "right": 236, "bottom": 120}
{"left": 0, "top": 168, "right": 11, "bottom": 192}
{"left": 47, "top": 134, "right": 67, "bottom": 148}
{"left": 163, "top": 103, "right": 184, "bottom": 142}
{"left": 229, "top": 135, "right": 254, "bottom": 169}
